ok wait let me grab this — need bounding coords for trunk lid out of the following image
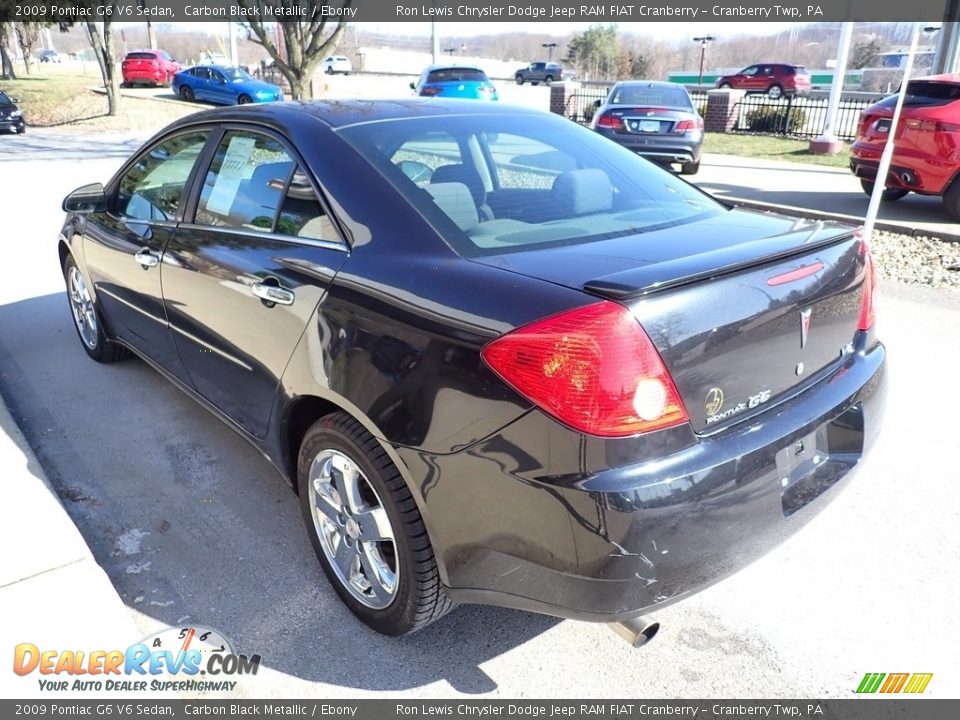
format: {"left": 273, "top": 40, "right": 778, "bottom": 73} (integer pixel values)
{"left": 472, "top": 209, "right": 866, "bottom": 434}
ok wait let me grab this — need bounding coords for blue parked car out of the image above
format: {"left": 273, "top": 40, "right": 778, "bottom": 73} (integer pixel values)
{"left": 410, "top": 65, "right": 498, "bottom": 100}
{"left": 173, "top": 65, "right": 283, "bottom": 105}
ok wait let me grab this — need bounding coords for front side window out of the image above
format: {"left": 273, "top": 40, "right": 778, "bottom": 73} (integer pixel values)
{"left": 741, "top": 66, "right": 758, "bottom": 76}
{"left": 115, "top": 131, "right": 209, "bottom": 222}
{"left": 195, "top": 131, "right": 294, "bottom": 231}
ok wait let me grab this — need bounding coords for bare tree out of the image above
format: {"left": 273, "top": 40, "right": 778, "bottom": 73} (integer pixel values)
{"left": 84, "top": 14, "right": 120, "bottom": 116}
{"left": 0, "top": 23, "right": 16, "bottom": 79}
{"left": 14, "top": 22, "right": 42, "bottom": 74}
{"left": 240, "top": 1, "right": 353, "bottom": 100}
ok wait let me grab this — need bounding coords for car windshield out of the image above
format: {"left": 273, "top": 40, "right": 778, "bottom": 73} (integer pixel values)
{"left": 0, "top": 91, "right": 10, "bottom": 104}
{"left": 609, "top": 85, "right": 691, "bottom": 108}
{"left": 339, "top": 113, "right": 724, "bottom": 258}
{"left": 878, "top": 80, "right": 960, "bottom": 108}
{"left": 427, "top": 68, "right": 488, "bottom": 83}
{"left": 222, "top": 67, "right": 252, "bottom": 82}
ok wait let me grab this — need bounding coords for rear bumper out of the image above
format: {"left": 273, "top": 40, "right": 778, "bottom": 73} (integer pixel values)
{"left": 595, "top": 130, "right": 703, "bottom": 165}
{"left": 397, "top": 336, "right": 886, "bottom": 622}
{"left": 123, "top": 69, "right": 165, "bottom": 83}
{"left": 850, "top": 145, "right": 951, "bottom": 195}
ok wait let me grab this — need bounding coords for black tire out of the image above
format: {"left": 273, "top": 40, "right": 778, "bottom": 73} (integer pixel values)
{"left": 120, "top": 81, "right": 130, "bottom": 88}
{"left": 544, "top": 75, "right": 554, "bottom": 86}
{"left": 860, "top": 179, "right": 909, "bottom": 202}
{"left": 515, "top": 75, "right": 524, "bottom": 85}
{"left": 719, "top": 82, "right": 732, "bottom": 89}
{"left": 767, "top": 84, "right": 784, "bottom": 99}
{"left": 16, "top": 124, "right": 25, "bottom": 134}
{"left": 237, "top": 94, "right": 252, "bottom": 105}
{"left": 180, "top": 85, "right": 194, "bottom": 102}
{"left": 942, "top": 179, "right": 960, "bottom": 221}
{"left": 531, "top": 81, "right": 539, "bottom": 86}
{"left": 326, "top": 66, "right": 334, "bottom": 75}
{"left": 62, "top": 255, "right": 130, "bottom": 364}
{"left": 680, "top": 160, "right": 700, "bottom": 176}
{"left": 297, "top": 412, "right": 454, "bottom": 635}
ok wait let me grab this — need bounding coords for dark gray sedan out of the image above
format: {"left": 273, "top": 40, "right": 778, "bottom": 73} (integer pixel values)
{"left": 591, "top": 81, "right": 703, "bottom": 175}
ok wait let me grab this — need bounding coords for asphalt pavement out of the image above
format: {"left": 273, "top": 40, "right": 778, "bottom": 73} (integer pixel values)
{"left": 0, "top": 129, "right": 957, "bottom": 698}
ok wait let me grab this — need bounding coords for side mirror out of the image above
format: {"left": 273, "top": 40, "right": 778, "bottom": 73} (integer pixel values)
{"left": 593, "top": 99, "right": 602, "bottom": 108}
{"left": 10, "top": 97, "right": 20, "bottom": 103}
{"left": 409, "top": 82, "right": 416, "bottom": 90}
{"left": 63, "top": 183, "right": 107, "bottom": 214}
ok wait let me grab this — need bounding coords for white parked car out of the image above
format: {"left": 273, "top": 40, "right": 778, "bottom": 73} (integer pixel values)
{"left": 322, "top": 56, "right": 352, "bottom": 75}
{"left": 199, "top": 53, "right": 230, "bottom": 66}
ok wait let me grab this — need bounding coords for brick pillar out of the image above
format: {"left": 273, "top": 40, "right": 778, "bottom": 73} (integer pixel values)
{"left": 550, "top": 81, "right": 580, "bottom": 118}
{"left": 704, "top": 89, "right": 745, "bottom": 133}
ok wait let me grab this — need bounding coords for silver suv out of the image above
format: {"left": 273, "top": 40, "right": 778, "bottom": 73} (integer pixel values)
{"left": 515, "top": 62, "right": 564, "bottom": 86}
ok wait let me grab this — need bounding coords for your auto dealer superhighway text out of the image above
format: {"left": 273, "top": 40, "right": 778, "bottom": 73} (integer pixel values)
{"left": 396, "top": 5, "right": 821, "bottom": 18}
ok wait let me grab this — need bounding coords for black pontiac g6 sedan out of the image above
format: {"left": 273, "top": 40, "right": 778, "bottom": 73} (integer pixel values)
{"left": 59, "top": 99, "right": 886, "bottom": 638}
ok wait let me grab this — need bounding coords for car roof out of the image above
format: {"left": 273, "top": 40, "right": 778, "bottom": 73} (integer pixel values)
{"left": 613, "top": 80, "right": 686, "bottom": 89}
{"left": 423, "top": 64, "right": 486, "bottom": 72}
{"left": 912, "top": 73, "right": 960, "bottom": 84}
{"left": 163, "top": 98, "right": 541, "bottom": 132}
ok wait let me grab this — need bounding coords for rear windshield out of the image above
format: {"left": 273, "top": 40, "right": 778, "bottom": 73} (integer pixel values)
{"left": 878, "top": 80, "right": 960, "bottom": 108}
{"left": 792, "top": 66, "right": 809, "bottom": 75}
{"left": 427, "top": 68, "right": 488, "bottom": 83}
{"left": 338, "top": 114, "right": 723, "bottom": 258}
{"left": 609, "top": 85, "right": 691, "bottom": 108}
{"left": 125, "top": 52, "right": 157, "bottom": 60}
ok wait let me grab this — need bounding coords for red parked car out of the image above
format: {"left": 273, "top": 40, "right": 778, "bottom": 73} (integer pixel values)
{"left": 850, "top": 74, "right": 960, "bottom": 218}
{"left": 716, "top": 63, "right": 811, "bottom": 99}
{"left": 121, "top": 50, "right": 180, "bottom": 88}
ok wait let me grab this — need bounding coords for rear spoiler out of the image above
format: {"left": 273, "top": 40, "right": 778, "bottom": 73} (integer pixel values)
{"left": 583, "top": 224, "right": 858, "bottom": 300}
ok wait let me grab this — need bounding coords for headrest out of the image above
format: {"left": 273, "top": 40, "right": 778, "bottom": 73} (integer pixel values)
{"left": 551, "top": 168, "right": 613, "bottom": 216}
{"left": 432, "top": 164, "right": 486, "bottom": 207}
{"left": 423, "top": 182, "right": 479, "bottom": 232}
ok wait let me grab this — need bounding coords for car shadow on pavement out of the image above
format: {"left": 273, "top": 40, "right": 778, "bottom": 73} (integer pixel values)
{"left": 699, "top": 181, "right": 951, "bottom": 228}
{"left": 0, "top": 131, "right": 146, "bottom": 163}
{"left": 0, "top": 292, "right": 560, "bottom": 694}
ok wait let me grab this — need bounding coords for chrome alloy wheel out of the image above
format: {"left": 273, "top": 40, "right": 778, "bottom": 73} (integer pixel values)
{"left": 308, "top": 449, "right": 398, "bottom": 608}
{"left": 67, "top": 266, "right": 98, "bottom": 350}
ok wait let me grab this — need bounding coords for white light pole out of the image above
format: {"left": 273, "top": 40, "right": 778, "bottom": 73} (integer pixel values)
{"left": 862, "top": 22, "right": 922, "bottom": 243}
{"left": 228, "top": 22, "right": 238, "bottom": 66}
{"left": 431, "top": 21, "right": 439, "bottom": 64}
{"left": 810, "top": 21, "right": 854, "bottom": 154}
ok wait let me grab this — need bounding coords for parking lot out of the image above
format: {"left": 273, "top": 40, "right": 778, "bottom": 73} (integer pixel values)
{"left": 0, "top": 129, "right": 958, "bottom": 698}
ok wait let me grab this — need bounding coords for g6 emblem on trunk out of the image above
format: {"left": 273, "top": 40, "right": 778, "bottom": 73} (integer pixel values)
{"left": 705, "top": 387, "right": 724, "bottom": 416}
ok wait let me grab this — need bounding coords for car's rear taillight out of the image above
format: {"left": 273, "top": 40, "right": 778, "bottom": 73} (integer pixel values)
{"left": 481, "top": 301, "right": 689, "bottom": 437}
{"left": 674, "top": 117, "right": 704, "bottom": 133}
{"left": 904, "top": 118, "right": 960, "bottom": 133}
{"left": 858, "top": 238, "right": 876, "bottom": 331}
{"left": 420, "top": 86, "right": 442, "bottom": 96}
{"left": 596, "top": 113, "right": 624, "bottom": 130}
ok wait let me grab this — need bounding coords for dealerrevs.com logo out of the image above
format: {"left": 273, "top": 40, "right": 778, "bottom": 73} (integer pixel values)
{"left": 13, "top": 626, "right": 261, "bottom": 692}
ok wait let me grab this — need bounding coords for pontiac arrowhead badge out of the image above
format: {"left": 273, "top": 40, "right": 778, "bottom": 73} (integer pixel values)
{"left": 800, "top": 308, "right": 812, "bottom": 349}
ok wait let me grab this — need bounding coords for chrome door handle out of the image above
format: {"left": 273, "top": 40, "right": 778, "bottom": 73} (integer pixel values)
{"left": 251, "top": 282, "right": 294, "bottom": 306}
{"left": 134, "top": 249, "right": 159, "bottom": 269}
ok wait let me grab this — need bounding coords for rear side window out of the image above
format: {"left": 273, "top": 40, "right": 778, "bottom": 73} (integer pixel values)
{"left": 879, "top": 81, "right": 960, "bottom": 108}
{"left": 195, "top": 131, "right": 294, "bottom": 231}
{"left": 610, "top": 85, "right": 691, "bottom": 108}
{"left": 125, "top": 52, "right": 157, "bottom": 61}
{"left": 276, "top": 166, "right": 338, "bottom": 242}
{"left": 115, "top": 131, "right": 209, "bottom": 222}
{"left": 427, "top": 68, "right": 488, "bottom": 83}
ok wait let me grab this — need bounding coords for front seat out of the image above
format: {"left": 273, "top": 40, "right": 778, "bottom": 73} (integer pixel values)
{"left": 431, "top": 164, "right": 494, "bottom": 221}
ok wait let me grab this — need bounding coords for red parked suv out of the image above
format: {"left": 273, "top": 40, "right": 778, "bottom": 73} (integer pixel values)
{"left": 716, "top": 64, "right": 811, "bottom": 99}
{"left": 121, "top": 50, "right": 180, "bottom": 88}
{"left": 850, "top": 74, "right": 960, "bottom": 219}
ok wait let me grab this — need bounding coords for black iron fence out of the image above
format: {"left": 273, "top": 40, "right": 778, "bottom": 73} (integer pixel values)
{"left": 730, "top": 94, "right": 874, "bottom": 140}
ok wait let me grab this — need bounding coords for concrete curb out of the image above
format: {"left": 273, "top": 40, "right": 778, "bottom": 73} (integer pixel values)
{"left": 727, "top": 195, "right": 960, "bottom": 243}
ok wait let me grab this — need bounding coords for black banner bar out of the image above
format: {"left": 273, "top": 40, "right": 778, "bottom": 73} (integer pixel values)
{"left": 0, "top": 700, "right": 956, "bottom": 720}
{"left": 0, "top": 0, "right": 952, "bottom": 23}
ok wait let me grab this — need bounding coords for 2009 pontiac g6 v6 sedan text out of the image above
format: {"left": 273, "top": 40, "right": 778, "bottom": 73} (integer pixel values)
{"left": 59, "top": 99, "right": 886, "bottom": 639}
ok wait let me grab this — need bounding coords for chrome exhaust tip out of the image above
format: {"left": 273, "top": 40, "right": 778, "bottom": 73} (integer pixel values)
{"left": 607, "top": 616, "right": 660, "bottom": 647}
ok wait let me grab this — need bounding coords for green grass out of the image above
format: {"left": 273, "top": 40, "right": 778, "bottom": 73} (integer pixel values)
{"left": 704, "top": 132, "right": 851, "bottom": 169}
{"left": 1, "top": 75, "right": 106, "bottom": 127}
